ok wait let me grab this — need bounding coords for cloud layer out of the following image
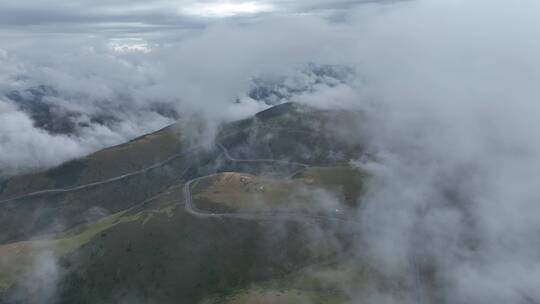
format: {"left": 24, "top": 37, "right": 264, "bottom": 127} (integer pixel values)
{"left": 0, "top": 2, "right": 365, "bottom": 176}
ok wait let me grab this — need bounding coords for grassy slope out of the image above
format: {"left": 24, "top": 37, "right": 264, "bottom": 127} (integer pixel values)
{"left": 203, "top": 252, "right": 408, "bottom": 304}
{"left": 191, "top": 166, "right": 367, "bottom": 214}
{"left": 294, "top": 166, "right": 368, "bottom": 205}
{"left": 191, "top": 172, "right": 310, "bottom": 212}
{"left": 1, "top": 162, "right": 369, "bottom": 302}
{"left": 0, "top": 125, "right": 220, "bottom": 243}
{"left": 0, "top": 125, "right": 183, "bottom": 199}
{"left": 217, "top": 103, "right": 365, "bottom": 166}
{"left": 2, "top": 180, "right": 351, "bottom": 303}
{"left": 0, "top": 102, "right": 371, "bottom": 303}
{"left": 0, "top": 209, "right": 141, "bottom": 293}
{"left": 0, "top": 148, "right": 207, "bottom": 243}
{"left": 0, "top": 102, "right": 365, "bottom": 244}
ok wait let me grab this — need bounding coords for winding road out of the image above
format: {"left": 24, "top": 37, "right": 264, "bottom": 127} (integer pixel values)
{"left": 0, "top": 129, "right": 424, "bottom": 302}
{"left": 184, "top": 143, "right": 357, "bottom": 224}
{"left": 0, "top": 146, "right": 202, "bottom": 204}
{"left": 207, "top": 143, "right": 425, "bottom": 303}
{"left": 217, "top": 143, "right": 310, "bottom": 168}
{"left": 0, "top": 126, "right": 308, "bottom": 204}
{"left": 183, "top": 177, "right": 358, "bottom": 223}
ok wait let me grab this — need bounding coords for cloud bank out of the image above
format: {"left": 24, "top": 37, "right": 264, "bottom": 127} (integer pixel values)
{"left": 336, "top": 1, "right": 540, "bottom": 302}
{"left": 0, "top": 3, "right": 363, "bottom": 176}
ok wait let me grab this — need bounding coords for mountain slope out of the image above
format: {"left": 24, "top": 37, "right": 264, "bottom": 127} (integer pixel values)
{"left": 0, "top": 102, "right": 381, "bottom": 303}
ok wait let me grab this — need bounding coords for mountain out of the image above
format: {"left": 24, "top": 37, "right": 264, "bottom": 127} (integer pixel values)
{"left": 0, "top": 103, "right": 403, "bottom": 304}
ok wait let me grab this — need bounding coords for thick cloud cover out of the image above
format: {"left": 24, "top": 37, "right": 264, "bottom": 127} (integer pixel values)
{"left": 340, "top": 1, "right": 540, "bottom": 302}
{"left": 0, "top": 0, "right": 369, "bottom": 176}
{"left": 2, "top": 0, "right": 540, "bottom": 302}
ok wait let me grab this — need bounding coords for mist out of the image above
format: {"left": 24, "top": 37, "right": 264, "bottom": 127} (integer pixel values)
{"left": 337, "top": 1, "right": 540, "bottom": 302}
{"left": 0, "top": 11, "right": 357, "bottom": 177}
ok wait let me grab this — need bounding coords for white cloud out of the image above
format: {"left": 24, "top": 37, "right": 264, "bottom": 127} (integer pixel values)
{"left": 181, "top": 1, "right": 275, "bottom": 17}
{"left": 108, "top": 38, "right": 152, "bottom": 53}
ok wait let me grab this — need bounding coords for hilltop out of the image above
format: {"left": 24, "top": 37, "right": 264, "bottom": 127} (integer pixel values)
{"left": 0, "top": 103, "right": 401, "bottom": 304}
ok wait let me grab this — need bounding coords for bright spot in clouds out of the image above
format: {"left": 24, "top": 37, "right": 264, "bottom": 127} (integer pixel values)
{"left": 108, "top": 39, "right": 151, "bottom": 53}
{"left": 181, "top": 1, "right": 274, "bottom": 17}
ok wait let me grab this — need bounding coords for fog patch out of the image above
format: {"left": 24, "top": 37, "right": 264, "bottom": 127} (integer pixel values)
{"left": 2, "top": 245, "right": 62, "bottom": 304}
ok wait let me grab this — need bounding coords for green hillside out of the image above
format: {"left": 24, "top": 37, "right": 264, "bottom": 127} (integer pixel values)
{"left": 0, "top": 103, "right": 383, "bottom": 303}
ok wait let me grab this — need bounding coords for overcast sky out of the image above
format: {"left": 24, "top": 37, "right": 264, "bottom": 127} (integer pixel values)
{"left": 0, "top": 0, "right": 405, "bottom": 176}
{"left": 0, "top": 0, "right": 398, "bottom": 45}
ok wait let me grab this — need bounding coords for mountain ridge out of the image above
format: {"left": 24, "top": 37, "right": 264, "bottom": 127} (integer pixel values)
{"left": 0, "top": 102, "right": 379, "bottom": 304}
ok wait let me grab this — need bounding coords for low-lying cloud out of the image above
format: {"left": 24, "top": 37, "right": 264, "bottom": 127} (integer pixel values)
{"left": 0, "top": 12, "right": 359, "bottom": 177}
{"left": 340, "top": 1, "right": 540, "bottom": 302}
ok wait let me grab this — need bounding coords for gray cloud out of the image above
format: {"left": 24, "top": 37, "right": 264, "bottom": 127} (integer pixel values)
{"left": 0, "top": 0, "right": 402, "bottom": 43}
{"left": 0, "top": 7, "right": 366, "bottom": 176}
{"left": 324, "top": 1, "right": 540, "bottom": 302}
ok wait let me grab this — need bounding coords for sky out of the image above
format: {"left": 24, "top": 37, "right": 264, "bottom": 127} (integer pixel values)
{"left": 0, "top": 1, "right": 391, "bottom": 43}
{"left": 2, "top": 0, "right": 540, "bottom": 302}
{"left": 0, "top": 0, "right": 405, "bottom": 176}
